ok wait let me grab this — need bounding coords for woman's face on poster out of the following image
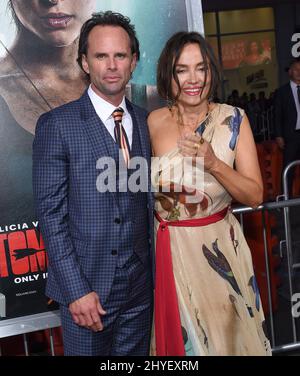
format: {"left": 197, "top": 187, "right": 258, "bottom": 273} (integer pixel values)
{"left": 250, "top": 42, "right": 259, "bottom": 55}
{"left": 11, "top": 0, "right": 96, "bottom": 47}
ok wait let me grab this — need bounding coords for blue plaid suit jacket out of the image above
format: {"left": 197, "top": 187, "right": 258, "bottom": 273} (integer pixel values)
{"left": 32, "top": 90, "right": 154, "bottom": 306}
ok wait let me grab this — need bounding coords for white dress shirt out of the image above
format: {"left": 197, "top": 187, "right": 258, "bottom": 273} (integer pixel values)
{"left": 88, "top": 85, "right": 133, "bottom": 147}
{"left": 290, "top": 80, "right": 300, "bottom": 130}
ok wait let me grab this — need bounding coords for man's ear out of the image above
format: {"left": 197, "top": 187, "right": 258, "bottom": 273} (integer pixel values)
{"left": 82, "top": 55, "right": 90, "bottom": 75}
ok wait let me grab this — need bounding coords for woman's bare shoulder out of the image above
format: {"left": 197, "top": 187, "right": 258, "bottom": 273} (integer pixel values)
{"left": 148, "top": 107, "right": 170, "bottom": 128}
{"left": 0, "top": 56, "right": 18, "bottom": 75}
{"left": 0, "top": 56, "right": 22, "bottom": 89}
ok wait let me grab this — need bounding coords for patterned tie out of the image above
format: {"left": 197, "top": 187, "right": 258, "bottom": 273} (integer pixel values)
{"left": 297, "top": 85, "right": 300, "bottom": 106}
{"left": 112, "top": 107, "right": 130, "bottom": 167}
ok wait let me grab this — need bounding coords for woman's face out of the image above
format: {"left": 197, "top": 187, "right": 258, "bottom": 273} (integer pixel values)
{"left": 11, "top": 0, "right": 96, "bottom": 47}
{"left": 171, "top": 43, "right": 211, "bottom": 107}
{"left": 250, "top": 42, "right": 259, "bottom": 54}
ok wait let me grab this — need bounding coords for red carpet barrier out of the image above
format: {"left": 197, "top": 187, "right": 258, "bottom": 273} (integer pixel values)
{"left": 238, "top": 141, "right": 283, "bottom": 315}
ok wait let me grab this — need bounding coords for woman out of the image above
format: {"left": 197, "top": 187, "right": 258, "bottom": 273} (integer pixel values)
{"left": 148, "top": 32, "right": 271, "bottom": 356}
{"left": 239, "top": 41, "right": 271, "bottom": 67}
{"left": 0, "top": 0, "right": 95, "bottom": 224}
{"left": 0, "top": 1, "right": 95, "bottom": 324}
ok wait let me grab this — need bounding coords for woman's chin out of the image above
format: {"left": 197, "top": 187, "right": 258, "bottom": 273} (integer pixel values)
{"left": 39, "top": 31, "right": 79, "bottom": 48}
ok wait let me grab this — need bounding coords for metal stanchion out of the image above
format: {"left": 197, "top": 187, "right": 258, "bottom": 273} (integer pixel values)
{"left": 261, "top": 208, "right": 276, "bottom": 347}
{"left": 23, "top": 333, "right": 29, "bottom": 356}
{"left": 49, "top": 328, "right": 55, "bottom": 356}
{"left": 282, "top": 161, "right": 300, "bottom": 343}
{"left": 233, "top": 195, "right": 300, "bottom": 353}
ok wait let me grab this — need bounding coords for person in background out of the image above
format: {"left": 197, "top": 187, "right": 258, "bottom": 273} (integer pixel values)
{"left": 275, "top": 59, "right": 300, "bottom": 194}
{"left": 246, "top": 93, "right": 261, "bottom": 135}
{"left": 240, "top": 92, "right": 249, "bottom": 110}
{"left": 257, "top": 91, "right": 268, "bottom": 113}
{"left": 231, "top": 89, "right": 241, "bottom": 107}
{"left": 240, "top": 41, "right": 271, "bottom": 67}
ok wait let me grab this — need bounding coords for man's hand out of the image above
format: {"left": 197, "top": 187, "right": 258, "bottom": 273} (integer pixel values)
{"left": 69, "top": 292, "right": 106, "bottom": 332}
{"left": 276, "top": 137, "right": 285, "bottom": 150}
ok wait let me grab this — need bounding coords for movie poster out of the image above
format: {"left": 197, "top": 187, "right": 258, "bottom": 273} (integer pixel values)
{"left": 0, "top": 1, "right": 203, "bottom": 321}
{"left": 207, "top": 32, "right": 278, "bottom": 97}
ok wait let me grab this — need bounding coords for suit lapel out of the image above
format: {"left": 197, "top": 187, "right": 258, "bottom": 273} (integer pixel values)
{"left": 79, "top": 90, "right": 119, "bottom": 205}
{"left": 126, "top": 99, "right": 150, "bottom": 161}
{"left": 126, "top": 100, "right": 155, "bottom": 275}
{"left": 126, "top": 100, "right": 154, "bottom": 247}
{"left": 287, "top": 84, "right": 297, "bottom": 115}
{"left": 126, "top": 99, "right": 153, "bottom": 193}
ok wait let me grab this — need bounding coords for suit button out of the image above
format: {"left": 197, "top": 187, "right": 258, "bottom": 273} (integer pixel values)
{"left": 112, "top": 250, "right": 118, "bottom": 256}
{"left": 114, "top": 218, "right": 121, "bottom": 224}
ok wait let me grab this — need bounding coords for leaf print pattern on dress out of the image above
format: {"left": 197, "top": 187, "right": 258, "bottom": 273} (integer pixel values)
{"left": 222, "top": 107, "right": 243, "bottom": 151}
{"left": 157, "top": 182, "right": 212, "bottom": 220}
{"left": 182, "top": 326, "right": 194, "bottom": 355}
{"left": 246, "top": 305, "right": 254, "bottom": 318}
{"left": 195, "top": 113, "right": 212, "bottom": 137}
{"left": 230, "top": 225, "right": 239, "bottom": 255}
{"left": 249, "top": 275, "right": 261, "bottom": 312}
{"left": 229, "top": 294, "right": 241, "bottom": 319}
{"left": 195, "top": 309, "right": 209, "bottom": 351}
{"left": 262, "top": 320, "right": 269, "bottom": 339}
{"left": 202, "top": 239, "right": 242, "bottom": 296}
{"left": 196, "top": 122, "right": 206, "bottom": 137}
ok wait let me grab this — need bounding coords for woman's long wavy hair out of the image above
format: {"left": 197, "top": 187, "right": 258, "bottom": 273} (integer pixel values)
{"left": 8, "top": 1, "right": 22, "bottom": 30}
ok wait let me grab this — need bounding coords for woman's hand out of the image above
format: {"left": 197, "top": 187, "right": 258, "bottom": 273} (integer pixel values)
{"left": 177, "top": 133, "right": 220, "bottom": 172}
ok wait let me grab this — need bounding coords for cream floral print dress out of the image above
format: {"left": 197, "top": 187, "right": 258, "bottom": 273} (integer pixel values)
{"left": 151, "top": 103, "right": 272, "bottom": 356}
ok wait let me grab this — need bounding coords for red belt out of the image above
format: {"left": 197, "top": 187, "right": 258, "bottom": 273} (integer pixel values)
{"left": 154, "top": 207, "right": 229, "bottom": 356}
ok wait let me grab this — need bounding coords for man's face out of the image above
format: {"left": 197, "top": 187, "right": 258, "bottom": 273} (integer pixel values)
{"left": 82, "top": 25, "right": 137, "bottom": 105}
{"left": 289, "top": 62, "right": 300, "bottom": 84}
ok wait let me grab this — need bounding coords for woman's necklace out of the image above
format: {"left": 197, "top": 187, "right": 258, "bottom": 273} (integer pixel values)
{"left": 175, "top": 102, "right": 210, "bottom": 136}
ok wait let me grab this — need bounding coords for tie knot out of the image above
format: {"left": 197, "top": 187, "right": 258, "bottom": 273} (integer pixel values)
{"left": 112, "top": 107, "right": 124, "bottom": 123}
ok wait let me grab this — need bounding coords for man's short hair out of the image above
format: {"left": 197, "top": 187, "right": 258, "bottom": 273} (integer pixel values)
{"left": 77, "top": 11, "right": 140, "bottom": 72}
{"left": 286, "top": 58, "right": 300, "bottom": 71}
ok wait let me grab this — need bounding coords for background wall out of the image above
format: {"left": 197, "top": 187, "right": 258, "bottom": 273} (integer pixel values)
{"left": 99, "top": 0, "right": 188, "bottom": 86}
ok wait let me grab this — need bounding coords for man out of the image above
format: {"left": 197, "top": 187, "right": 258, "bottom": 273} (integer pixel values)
{"left": 275, "top": 59, "right": 300, "bottom": 194}
{"left": 32, "top": 12, "right": 153, "bottom": 356}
